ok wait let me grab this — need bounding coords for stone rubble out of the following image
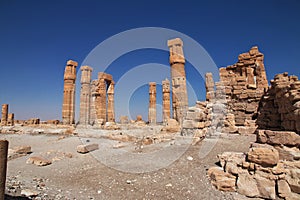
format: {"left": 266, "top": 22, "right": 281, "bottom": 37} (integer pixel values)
{"left": 207, "top": 129, "right": 300, "bottom": 199}
{"left": 257, "top": 72, "right": 300, "bottom": 134}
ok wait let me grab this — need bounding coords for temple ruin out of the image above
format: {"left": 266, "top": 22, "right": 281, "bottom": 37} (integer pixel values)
{"left": 78, "top": 70, "right": 115, "bottom": 127}
{"left": 1, "top": 104, "right": 14, "bottom": 127}
{"left": 62, "top": 60, "right": 78, "bottom": 125}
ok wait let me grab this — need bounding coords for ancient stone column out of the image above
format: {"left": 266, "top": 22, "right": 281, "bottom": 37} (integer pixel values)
{"left": 205, "top": 73, "right": 215, "bottom": 101}
{"left": 0, "top": 140, "right": 8, "bottom": 200}
{"left": 107, "top": 81, "right": 115, "bottom": 122}
{"left": 168, "top": 38, "right": 188, "bottom": 125}
{"left": 62, "top": 60, "right": 78, "bottom": 125}
{"left": 96, "top": 73, "right": 107, "bottom": 124}
{"left": 1, "top": 104, "right": 8, "bottom": 126}
{"left": 148, "top": 82, "right": 157, "bottom": 124}
{"left": 7, "top": 113, "right": 14, "bottom": 126}
{"left": 79, "top": 66, "right": 93, "bottom": 125}
{"left": 162, "top": 79, "right": 171, "bottom": 122}
{"left": 89, "top": 80, "right": 98, "bottom": 125}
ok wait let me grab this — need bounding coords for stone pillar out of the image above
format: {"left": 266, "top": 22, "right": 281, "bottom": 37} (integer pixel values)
{"left": 79, "top": 66, "right": 93, "bottom": 125}
{"left": 0, "top": 140, "right": 8, "bottom": 200}
{"left": 96, "top": 74, "right": 107, "bottom": 124}
{"left": 1, "top": 104, "right": 8, "bottom": 126}
{"left": 162, "top": 79, "right": 171, "bottom": 122}
{"left": 168, "top": 38, "right": 188, "bottom": 125}
{"left": 7, "top": 113, "right": 14, "bottom": 126}
{"left": 148, "top": 82, "right": 157, "bottom": 124}
{"left": 107, "top": 81, "right": 115, "bottom": 122}
{"left": 89, "top": 80, "right": 98, "bottom": 125}
{"left": 205, "top": 73, "right": 215, "bottom": 101}
{"left": 62, "top": 60, "right": 78, "bottom": 125}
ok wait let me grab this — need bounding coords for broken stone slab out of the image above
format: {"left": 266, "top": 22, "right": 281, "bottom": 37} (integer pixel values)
{"left": 77, "top": 143, "right": 99, "bottom": 154}
{"left": 254, "top": 174, "right": 276, "bottom": 199}
{"left": 13, "top": 146, "right": 31, "bottom": 154}
{"left": 21, "top": 189, "right": 39, "bottom": 197}
{"left": 257, "top": 130, "right": 300, "bottom": 147}
{"left": 26, "top": 156, "right": 52, "bottom": 166}
{"left": 247, "top": 143, "right": 279, "bottom": 167}
{"left": 207, "top": 167, "right": 236, "bottom": 192}
{"left": 237, "top": 172, "right": 259, "bottom": 198}
{"left": 277, "top": 179, "right": 292, "bottom": 199}
{"left": 238, "top": 126, "right": 257, "bottom": 135}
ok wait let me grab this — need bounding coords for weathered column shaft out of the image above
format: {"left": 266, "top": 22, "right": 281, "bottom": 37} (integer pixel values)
{"left": 205, "top": 72, "right": 215, "bottom": 101}
{"left": 0, "top": 140, "right": 8, "bottom": 200}
{"left": 162, "top": 79, "right": 171, "bottom": 122}
{"left": 107, "top": 82, "right": 115, "bottom": 122}
{"left": 7, "top": 113, "right": 14, "bottom": 126}
{"left": 168, "top": 38, "right": 188, "bottom": 125}
{"left": 79, "top": 66, "right": 93, "bottom": 125}
{"left": 62, "top": 60, "right": 78, "bottom": 125}
{"left": 89, "top": 80, "right": 98, "bottom": 125}
{"left": 96, "top": 78, "right": 107, "bottom": 123}
{"left": 148, "top": 82, "right": 157, "bottom": 124}
{"left": 1, "top": 104, "right": 8, "bottom": 126}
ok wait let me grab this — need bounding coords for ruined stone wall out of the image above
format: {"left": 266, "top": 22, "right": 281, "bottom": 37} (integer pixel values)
{"left": 219, "top": 46, "right": 268, "bottom": 129}
{"left": 257, "top": 73, "right": 300, "bottom": 134}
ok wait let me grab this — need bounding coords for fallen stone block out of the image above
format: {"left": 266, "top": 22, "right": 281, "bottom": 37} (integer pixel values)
{"left": 13, "top": 146, "right": 31, "bottom": 154}
{"left": 247, "top": 143, "right": 279, "bottom": 167}
{"left": 26, "top": 156, "right": 52, "bottom": 166}
{"left": 257, "top": 130, "right": 300, "bottom": 147}
{"left": 77, "top": 143, "right": 99, "bottom": 154}
{"left": 207, "top": 167, "right": 236, "bottom": 192}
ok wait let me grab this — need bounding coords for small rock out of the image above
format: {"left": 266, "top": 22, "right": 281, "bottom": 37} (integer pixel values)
{"left": 165, "top": 183, "right": 172, "bottom": 187}
{"left": 26, "top": 157, "right": 52, "bottom": 166}
{"left": 21, "top": 189, "right": 39, "bottom": 197}
{"left": 187, "top": 156, "right": 193, "bottom": 161}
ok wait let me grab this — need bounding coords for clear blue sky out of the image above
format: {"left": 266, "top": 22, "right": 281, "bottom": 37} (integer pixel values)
{"left": 0, "top": 0, "right": 299, "bottom": 121}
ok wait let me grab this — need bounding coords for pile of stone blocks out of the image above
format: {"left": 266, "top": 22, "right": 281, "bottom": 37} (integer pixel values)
{"left": 207, "top": 129, "right": 300, "bottom": 199}
{"left": 257, "top": 72, "right": 300, "bottom": 134}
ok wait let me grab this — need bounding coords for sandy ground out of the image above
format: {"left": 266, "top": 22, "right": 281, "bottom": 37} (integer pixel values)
{"left": 1, "top": 132, "right": 258, "bottom": 200}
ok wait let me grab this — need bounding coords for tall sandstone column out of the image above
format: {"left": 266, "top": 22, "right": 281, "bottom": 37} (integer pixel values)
{"left": 162, "top": 79, "right": 171, "bottom": 122}
{"left": 89, "top": 80, "right": 98, "bottom": 125}
{"left": 96, "top": 73, "right": 107, "bottom": 124}
{"left": 107, "top": 81, "right": 115, "bottom": 122}
{"left": 79, "top": 66, "right": 93, "bottom": 125}
{"left": 62, "top": 60, "right": 78, "bottom": 125}
{"left": 167, "top": 38, "right": 188, "bottom": 125}
{"left": 1, "top": 104, "right": 8, "bottom": 126}
{"left": 148, "top": 82, "right": 157, "bottom": 124}
{"left": 7, "top": 113, "right": 14, "bottom": 126}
